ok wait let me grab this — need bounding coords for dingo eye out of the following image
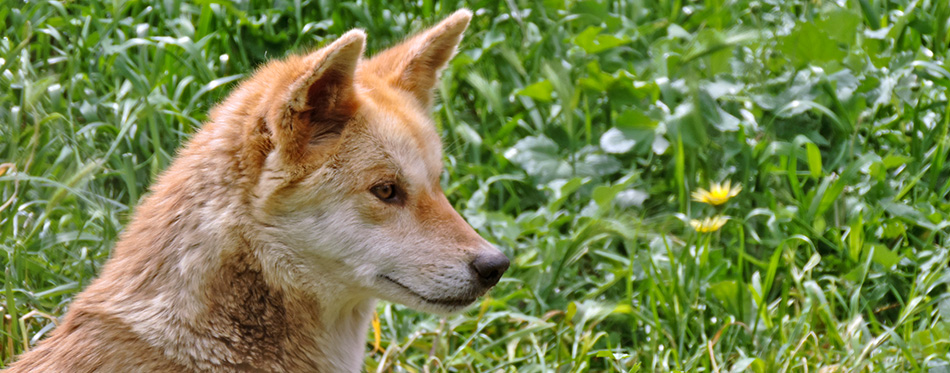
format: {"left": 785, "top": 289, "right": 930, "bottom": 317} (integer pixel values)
{"left": 370, "top": 183, "right": 400, "bottom": 203}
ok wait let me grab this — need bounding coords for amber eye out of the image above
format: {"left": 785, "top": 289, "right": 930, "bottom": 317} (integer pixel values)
{"left": 370, "top": 183, "right": 399, "bottom": 203}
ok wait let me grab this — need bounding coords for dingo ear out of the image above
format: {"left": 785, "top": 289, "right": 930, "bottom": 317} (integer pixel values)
{"left": 273, "top": 29, "right": 365, "bottom": 159}
{"left": 363, "top": 9, "right": 471, "bottom": 107}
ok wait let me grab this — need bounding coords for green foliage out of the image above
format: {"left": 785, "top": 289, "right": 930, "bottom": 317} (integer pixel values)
{"left": 2, "top": 0, "right": 950, "bottom": 371}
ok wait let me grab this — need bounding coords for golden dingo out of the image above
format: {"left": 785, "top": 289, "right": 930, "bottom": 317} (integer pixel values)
{"left": 8, "top": 9, "right": 507, "bottom": 372}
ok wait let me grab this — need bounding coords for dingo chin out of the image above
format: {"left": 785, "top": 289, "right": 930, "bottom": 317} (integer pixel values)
{"left": 7, "top": 9, "right": 507, "bottom": 372}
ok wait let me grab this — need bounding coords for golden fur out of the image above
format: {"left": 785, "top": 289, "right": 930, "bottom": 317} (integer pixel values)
{"left": 7, "top": 9, "right": 508, "bottom": 372}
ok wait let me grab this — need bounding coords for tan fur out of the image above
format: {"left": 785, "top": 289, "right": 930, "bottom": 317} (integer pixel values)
{"left": 6, "top": 9, "right": 506, "bottom": 372}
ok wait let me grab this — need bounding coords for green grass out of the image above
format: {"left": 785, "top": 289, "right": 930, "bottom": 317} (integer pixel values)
{"left": 2, "top": 0, "right": 950, "bottom": 371}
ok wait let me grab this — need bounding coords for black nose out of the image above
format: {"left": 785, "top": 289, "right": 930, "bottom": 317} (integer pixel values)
{"left": 471, "top": 251, "right": 509, "bottom": 287}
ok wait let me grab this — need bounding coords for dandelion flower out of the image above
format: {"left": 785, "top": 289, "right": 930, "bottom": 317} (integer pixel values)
{"left": 692, "top": 180, "right": 742, "bottom": 206}
{"left": 690, "top": 215, "right": 729, "bottom": 233}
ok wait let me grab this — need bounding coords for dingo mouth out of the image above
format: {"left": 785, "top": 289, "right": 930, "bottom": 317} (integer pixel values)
{"left": 380, "top": 275, "right": 479, "bottom": 308}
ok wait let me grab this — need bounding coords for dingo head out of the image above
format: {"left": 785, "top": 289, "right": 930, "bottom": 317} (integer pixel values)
{"left": 229, "top": 9, "right": 507, "bottom": 314}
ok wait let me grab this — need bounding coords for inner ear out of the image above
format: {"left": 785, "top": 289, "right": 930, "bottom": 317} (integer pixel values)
{"left": 300, "top": 58, "right": 358, "bottom": 116}
{"left": 270, "top": 30, "right": 366, "bottom": 159}
{"left": 362, "top": 9, "right": 472, "bottom": 107}
{"left": 301, "top": 69, "right": 357, "bottom": 145}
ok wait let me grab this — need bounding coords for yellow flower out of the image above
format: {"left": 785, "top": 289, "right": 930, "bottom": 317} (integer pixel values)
{"left": 690, "top": 215, "right": 729, "bottom": 233}
{"left": 692, "top": 180, "right": 742, "bottom": 206}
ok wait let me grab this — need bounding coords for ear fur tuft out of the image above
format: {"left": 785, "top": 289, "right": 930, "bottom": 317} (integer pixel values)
{"left": 288, "top": 29, "right": 366, "bottom": 112}
{"left": 270, "top": 29, "right": 366, "bottom": 161}
{"left": 362, "top": 10, "right": 472, "bottom": 106}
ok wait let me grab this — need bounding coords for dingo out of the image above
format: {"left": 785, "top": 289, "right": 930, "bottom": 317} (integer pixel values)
{"left": 7, "top": 9, "right": 507, "bottom": 372}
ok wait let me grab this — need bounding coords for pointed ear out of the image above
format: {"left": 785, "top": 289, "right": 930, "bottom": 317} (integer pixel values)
{"left": 363, "top": 9, "right": 472, "bottom": 107}
{"left": 271, "top": 29, "right": 365, "bottom": 158}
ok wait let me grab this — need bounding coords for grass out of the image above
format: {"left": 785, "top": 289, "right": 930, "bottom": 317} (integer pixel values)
{"left": 2, "top": 0, "right": 950, "bottom": 371}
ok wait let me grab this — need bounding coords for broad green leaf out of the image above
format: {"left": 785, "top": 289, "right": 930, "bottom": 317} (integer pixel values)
{"left": 517, "top": 80, "right": 554, "bottom": 101}
{"left": 816, "top": 9, "right": 862, "bottom": 45}
{"left": 600, "top": 128, "right": 637, "bottom": 153}
{"left": 577, "top": 153, "right": 621, "bottom": 178}
{"left": 504, "top": 135, "right": 571, "bottom": 183}
{"left": 573, "top": 26, "right": 630, "bottom": 54}
{"left": 869, "top": 244, "right": 900, "bottom": 268}
{"left": 600, "top": 109, "right": 658, "bottom": 154}
{"left": 779, "top": 21, "right": 847, "bottom": 69}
